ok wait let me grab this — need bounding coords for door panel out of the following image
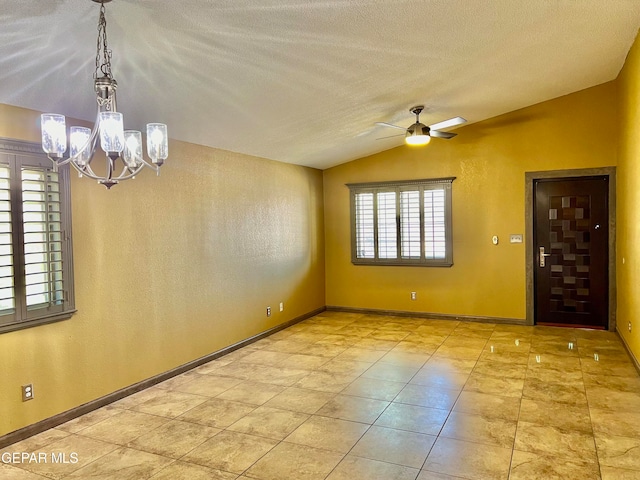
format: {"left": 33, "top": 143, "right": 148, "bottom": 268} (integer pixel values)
{"left": 534, "top": 177, "right": 608, "bottom": 328}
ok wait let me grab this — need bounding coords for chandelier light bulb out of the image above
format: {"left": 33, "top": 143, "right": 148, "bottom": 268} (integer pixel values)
{"left": 123, "top": 130, "right": 142, "bottom": 168}
{"left": 146, "top": 123, "right": 168, "bottom": 165}
{"left": 69, "top": 127, "right": 92, "bottom": 166}
{"left": 98, "top": 112, "right": 125, "bottom": 155}
{"left": 41, "top": 114, "right": 67, "bottom": 157}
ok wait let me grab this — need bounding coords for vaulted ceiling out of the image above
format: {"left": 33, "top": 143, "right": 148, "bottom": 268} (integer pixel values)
{"left": 1, "top": 1, "right": 639, "bottom": 169}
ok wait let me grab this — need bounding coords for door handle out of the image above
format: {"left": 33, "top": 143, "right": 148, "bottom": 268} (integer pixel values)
{"left": 539, "top": 246, "right": 552, "bottom": 267}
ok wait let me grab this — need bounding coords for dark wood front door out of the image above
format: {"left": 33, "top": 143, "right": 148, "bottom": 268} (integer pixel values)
{"left": 533, "top": 176, "right": 609, "bottom": 328}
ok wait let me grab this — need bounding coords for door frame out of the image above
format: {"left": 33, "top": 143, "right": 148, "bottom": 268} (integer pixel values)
{"left": 525, "top": 167, "right": 617, "bottom": 330}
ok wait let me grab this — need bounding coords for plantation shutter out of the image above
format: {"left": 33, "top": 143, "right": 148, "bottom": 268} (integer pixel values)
{"left": 0, "top": 138, "right": 75, "bottom": 334}
{"left": 349, "top": 177, "right": 454, "bottom": 266}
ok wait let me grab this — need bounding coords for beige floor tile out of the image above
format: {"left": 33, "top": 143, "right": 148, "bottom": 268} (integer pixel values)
{"left": 294, "top": 371, "right": 359, "bottom": 393}
{"left": 409, "top": 369, "right": 469, "bottom": 390}
{"left": 518, "top": 398, "right": 592, "bottom": 434}
{"left": 284, "top": 415, "right": 369, "bottom": 453}
{"left": 191, "top": 358, "right": 234, "bottom": 375}
{"left": 483, "top": 338, "right": 531, "bottom": 354}
{"left": 256, "top": 365, "right": 314, "bottom": 387}
{"left": 509, "top": 450, "right": 600, "bottom": 480}
{"left": 335, "top": 347, "right": 387, "bottom": 363}
{"left": 522, "top": 377, "right": 587, "bottom": 406}
{"left": 1, "top": 428, "right": 70, "bottom": 454}
{"left": 111, "top": 386, "right": 168, "bottom": 409}
{"left": 434, "top": 345, "right": 484, "bottom": 360}
{"left": 132, "top": 390, "right": 209, "bottom": 418}
{"left": 227, "top": 406, "right": 309, "bottom": 440}
{"left": 326, "top": 455, "right": 419, "bottom": 480}
{"left": 262, "top": 339, "right": 310, "bottom": 353}
{"left": 362, "top": 362, "right": 420, "bottom": 383}
{"left": 316, "top": 394, "right": 389, "bottom": 423}
{"left": 595, "top": 433, "right": 640, "bottom": 470}
{"left": 527, "top": 352, "right": 582, "bottom": 371}
{"left": 416, "top": 470, "right": 466, "bottom": 479}
{"left": 245, "top": 442, "right": 343, "bottom": 480}
{"left": 600, "top": 465, "right": 640, "bottom": 480}
{"left": 353, "top": 337, "right": 401, "bottom": 351}
{"left": 210, "top": 362, "right": 272, "bottom": 381}
{"left": 379, "top": 350, "right": 431, "bottom": 368}
{"left": 128, "top": 419, "right": 220, "bottom": 458}
{"left": 183, "top": 430, "right": 277, "bottom": 474}
{"left": 237, "top": 349, "right": 292, "bottom": 366}
{"left": 149, "top": 461, "right": 238, "bottom": 480}
{"left": 590, "top": 408, "right": 640, "bottom": 438}
{"left": 76, "top": 410, "right": 169, "bottom": 445}
{"left": 586, "top": 386, "right": 640, "bottom": 412}
{"left": 453, "top": 391, "right": 521, "bottom": 421}
{"left": 0, "top": 463, "right": 51, "bottom": 480}
{"left": 278, "top": 353, "right": 331, "bottom": 370}
{"left": 172, "top": 374, "right": 243, "bottom": 396}
{"left": 580, "top": 357, "right": 639, "bottom": 377}
{"left": 342, "top": 371, "right": 407, "bottom": 400}
{"left": 177, "top": 398, "right": 256, "bottom": 428}
{"left": 422, "top": 355, "right": 477, "bottom": 374}
{"left": 471, "top": 359, "right": 527, "bottom": 379}
{"left": 374, "top": 402, "right": 448, "bottom": 435}
{"left": 12, "top": 434, "right": 117, "bottom": 480}
{"left": 583, "top": 372, "right": 640, "bottom": 392}
{"left": 65, "top": 447, "right": 172, "bottom": 479}
{"left": 56, "top": 405, "right": 121, "bottom": 434}
{"left": 389, "top": 341, "right": 439, "bottom": 355}
{"left": 477, "top": 350, "right": 529, "bottom": 365}
{"left": 351, "top": 425, "right": 436, "bottom": 469}
{"left": 264, "top": 387, "right": 335, "bottom": 414}
{"left": 303, "top": 343, "right": 349, "bottom": 358}
{"left": 463, "top": 373, "right": 524, "bottom": 397}
{"left": 156, "top": 371, "right": 199, "bottom": 389}
{"left": 514, "top": 421, "right": 597, "bottom": 462}
{"left": 423, "top": 437, "right": 512, "bottom": 480}
{"left": 317, "top": 359, "right": 373, "bottom": 377}
{"left": 395, "top": 384, "right": 460, "bottom": 410}
{"left": 216, "top": 381, "right": 285, "bottom": 405}
{"left": 440, "top": 411, "right": 516, "bottom": 448}
{"left": 368, "top": 330, "right": 411, "bottom": 342}
{"left": 314, "top": 334, "right": 361, "bottom": 347}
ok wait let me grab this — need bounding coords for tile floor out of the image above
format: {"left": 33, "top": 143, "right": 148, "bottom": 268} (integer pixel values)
{"left": 2, "top": 311, "right": 640, "bottom": 479}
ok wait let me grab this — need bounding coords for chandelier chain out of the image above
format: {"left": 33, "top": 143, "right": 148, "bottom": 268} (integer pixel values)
{"left": 94, "top": 2, "right": 113, "bottom": 80}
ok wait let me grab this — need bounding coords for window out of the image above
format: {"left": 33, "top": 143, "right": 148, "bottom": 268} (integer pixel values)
{"left": 348, "top": 177, "right": 454, "bottom": 266}
{"left": 0, "top": 138, "right": 75, "bottom": 333}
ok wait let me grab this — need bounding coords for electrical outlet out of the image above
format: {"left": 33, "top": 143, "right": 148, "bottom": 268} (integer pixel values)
{"left": 267, "top": 306, "right": 271, "bottom": 317}
{"left": 279, "top": 302, "right": 284, "bottom": 312}
{"left": 629, "top": 322, "right": 632, "bottom": 333}
{"left": 22, "top": 384, "right": 34, "bottom": 402}
{"left": 410, "top": 292, "right": 417, "bottom": 300}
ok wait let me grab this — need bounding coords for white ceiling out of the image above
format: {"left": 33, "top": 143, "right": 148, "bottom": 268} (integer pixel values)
{"left": 1, "top": 1, "right": 639, "bottom": 170}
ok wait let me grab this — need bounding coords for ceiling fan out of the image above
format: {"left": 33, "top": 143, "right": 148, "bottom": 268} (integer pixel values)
{"left": 376, "top": 106, "right": 466, "bottom": 146}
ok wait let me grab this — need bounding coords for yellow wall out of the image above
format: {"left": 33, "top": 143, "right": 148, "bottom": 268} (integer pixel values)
{"left": 324, "top": 82, "right": 618, "bottom": 320}
{"left": 616, "top": 31, "right": 640, "bottom": 364}
{"left": 0, "top": 103, "right": 325, "bottom": 437}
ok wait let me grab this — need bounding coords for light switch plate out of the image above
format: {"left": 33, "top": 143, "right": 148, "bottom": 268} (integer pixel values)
{"left": 510, "top": 234, "right": 523, "bottom": 244}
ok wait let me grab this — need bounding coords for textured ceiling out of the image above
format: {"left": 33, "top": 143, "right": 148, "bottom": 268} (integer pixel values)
{"left": 1, "top": 1, "right": 639, "bottom": 170}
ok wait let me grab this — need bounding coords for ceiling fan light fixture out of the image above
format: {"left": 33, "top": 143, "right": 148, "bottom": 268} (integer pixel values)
{"left": 405, "top": 123, "right": 431, "bottom": 146}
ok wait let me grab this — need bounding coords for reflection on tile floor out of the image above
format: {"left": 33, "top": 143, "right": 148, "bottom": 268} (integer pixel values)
{"left": 2, "top": 312, "right": 640, "bottom": 479}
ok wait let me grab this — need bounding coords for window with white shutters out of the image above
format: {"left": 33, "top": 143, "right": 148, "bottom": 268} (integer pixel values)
{"left": 348, "top": 178, "right": 454, "bottom": 266}
{"left": 0, "top": 138, "right": 75, "bottom": 333}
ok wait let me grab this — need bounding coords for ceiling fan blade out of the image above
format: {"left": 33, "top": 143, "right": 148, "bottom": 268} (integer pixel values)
{"left": 430, "top": 130, "right": 457, "bottom": 139}
{"left": 376, "top": 134, "right": 405, "bottom": 140}
{"left": 375, "top": 122, "right": 407, "bottom": 131}
{"left": 428, "top": 116, "right": 466, "bottom": 131}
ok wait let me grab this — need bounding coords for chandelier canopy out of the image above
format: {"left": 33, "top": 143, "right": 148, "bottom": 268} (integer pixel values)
{"left": 40, "top": 0, "right": 168, "bottom": 189}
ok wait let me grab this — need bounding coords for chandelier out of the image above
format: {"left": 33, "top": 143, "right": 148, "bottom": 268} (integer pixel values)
{"left": 40, "top": 0, "right": 168, "bottom": 189}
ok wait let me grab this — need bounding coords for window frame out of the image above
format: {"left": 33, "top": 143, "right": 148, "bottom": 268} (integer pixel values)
{"left": 347, "top": 177, "right": 455, "bottom": 267}
{"left": 0, "top": 137, "right": 75, "bottom": 334}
